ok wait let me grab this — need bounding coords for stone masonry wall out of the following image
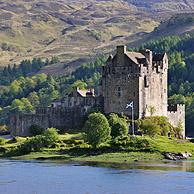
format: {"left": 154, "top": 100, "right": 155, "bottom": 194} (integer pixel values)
{"left": 167, "top": 104, "right": 185, "bottom": 138}
{"left": 10, "top": 114, "right": 49, "bottom": 137}
{"left": 10, "top": 107, "right": 87, "bottom": 137}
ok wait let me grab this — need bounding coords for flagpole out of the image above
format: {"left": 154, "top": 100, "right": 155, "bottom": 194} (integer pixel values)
{"left": 126, "top": 101, "right": 135, "bottom": 136}
{"left": 132, "top": 104, "right": 135, "bottom": 136}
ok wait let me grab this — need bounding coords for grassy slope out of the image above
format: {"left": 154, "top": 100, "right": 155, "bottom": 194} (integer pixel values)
{"left": 1, "top": 134, "right": 194, "bottom": 164}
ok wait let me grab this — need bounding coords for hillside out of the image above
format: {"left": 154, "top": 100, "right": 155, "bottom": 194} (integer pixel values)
{"left": 126, "top": 0, "right": 194, "bottom": 12}
{"left": 0, "top": 0, "right": 158, "bottom": 70}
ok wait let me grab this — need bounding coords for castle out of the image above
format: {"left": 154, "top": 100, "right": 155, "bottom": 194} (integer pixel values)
{"left": 10, "top": 45, "right": 185, "bottom": 137}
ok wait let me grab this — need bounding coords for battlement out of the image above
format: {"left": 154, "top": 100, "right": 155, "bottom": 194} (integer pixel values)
{"left": 168, "top": 104, "right": 185, "bottom": 112}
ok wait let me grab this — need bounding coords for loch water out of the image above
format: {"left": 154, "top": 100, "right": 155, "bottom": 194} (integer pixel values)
{"left": 0, "top": 159, "right": 194, "bottom": 194}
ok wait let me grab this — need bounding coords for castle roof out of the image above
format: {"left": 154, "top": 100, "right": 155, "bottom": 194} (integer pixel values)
{"left": 125, "top": 52, "right": 145, "bottom": 65}
{"left": 153, "top": 53, "right": 165, "bottom": 61}
{"left": 77, "top": 88, "right": 94, "bottom": 97}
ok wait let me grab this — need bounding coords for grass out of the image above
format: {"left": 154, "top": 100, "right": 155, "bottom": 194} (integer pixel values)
{"left": 11, "top": 150, "right": 163, "bottom": 164}
{"left": 152, "top": 136, "right": 194, "bottom": 153}
{"left": 1, "top": 133, "right": 194, "bottom": 164}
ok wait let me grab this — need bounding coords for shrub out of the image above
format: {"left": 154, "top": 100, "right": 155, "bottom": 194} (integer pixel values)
{"left": 112, "top": 136, "right": 130, "bottom": 146}
{"left": 29, "top": 125, "right": 44, "bottom": 136}
{"left": 138, "top": 116, "right": 172, "bottom": 137}
{"left": 140, "top": 120, "right": 160, "bottom": 137}
{"left": 0, "top": 137, "right": 6, "bottom": 145}
{"left": 16, "top": 128, "right": 59, "bottom": 155}
{"left": 84, "top": 112, "right": 111, "bottom": 148}
{"left": 19, "top": 135, "right": 44, "bottom": 154}
{"left": 129, "top": 137, "right": 158, "bottom": 152}
{"left": 42, "top": 127, "right": 59, "bottom": 147}
{"left": 108, "top": 113, "right": 128, "bottom": 139}
{"left": 173, "top": 121, "right": 183, "bottom": 139}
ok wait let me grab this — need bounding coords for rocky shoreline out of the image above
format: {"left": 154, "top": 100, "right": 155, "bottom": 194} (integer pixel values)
{"left": 164, "top": 152, "right": 192, "bottom": 160}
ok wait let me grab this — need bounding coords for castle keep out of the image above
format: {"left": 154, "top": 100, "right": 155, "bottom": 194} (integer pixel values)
{"left": 102, "top": 46, "right": 168, "bottom": 118}
{"left": 10, "top": 45, "right": 185, "bottom": 137}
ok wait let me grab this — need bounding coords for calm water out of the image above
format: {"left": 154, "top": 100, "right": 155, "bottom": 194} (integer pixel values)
{"left": 1, "top": 160, "right": 194, "bottom": 194}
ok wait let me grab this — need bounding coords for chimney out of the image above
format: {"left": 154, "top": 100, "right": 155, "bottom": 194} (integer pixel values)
{"left": 117, "top": 45, "right": 127, "bottom": 55}
{"left": 116, "top": 45, "right": 126, "bottom": 65}
{"left": 141, "top": 49, "right": 152, "bottom": 63}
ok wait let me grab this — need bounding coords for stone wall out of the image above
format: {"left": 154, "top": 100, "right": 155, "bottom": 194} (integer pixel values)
{"left": 139, "top": 59, "right": 168, "bottom": 118}
{"left": 10, "top": 107, "right": 89, "bottom": 137}
{"left": 102, "top": 51, "right": 140, "bottom": 118}
{"left": 10, "top": 114, "right": 49, "bottom": 137}
{"left": 167, "top": 104, "right": 185, "bottom": 138}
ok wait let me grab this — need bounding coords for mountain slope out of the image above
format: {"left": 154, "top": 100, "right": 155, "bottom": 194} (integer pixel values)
{"left": 0, "top": 0, "right": 158, "bottom": 67}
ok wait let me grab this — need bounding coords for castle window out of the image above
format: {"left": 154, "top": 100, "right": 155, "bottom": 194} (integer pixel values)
{"left": 144, "top": 76, "right": 149, "bottom": 87}
{"left": 118, "top": 87, "right": 122, "bottom": 97}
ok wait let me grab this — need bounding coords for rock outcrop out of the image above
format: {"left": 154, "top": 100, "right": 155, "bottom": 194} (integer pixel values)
{"left": 164, "top": 152, "right": 192, "bottom": 160}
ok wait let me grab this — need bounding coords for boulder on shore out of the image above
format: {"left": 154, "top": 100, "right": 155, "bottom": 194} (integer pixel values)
{"left": 164, "top": 152, "right": 192, "bottom": 160}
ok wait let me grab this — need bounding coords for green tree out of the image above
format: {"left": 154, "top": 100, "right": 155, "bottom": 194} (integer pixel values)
{"left": 10, "top": 80, "right": 21, "bottom": 95}
{"left": 11, "top": 99, "right": 24, "bottom": 112}
{"left": 28, "top": 92, "right": 40, "bottom": 107}
{"left": 42, "top": 128, "right": 59, "bottom": 147}
{"left": 21, "top": 98, "right": 34, "bottom": 113}
{"left": 84, "top": 113, "right": 111, "bottom": 148}
{"left": 108, "top": 113, "right": 128, "bottom": 139}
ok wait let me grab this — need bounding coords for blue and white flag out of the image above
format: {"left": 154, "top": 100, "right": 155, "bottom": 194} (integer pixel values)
{"left": 126, "top": 101, "right": 133, "bottom": 109}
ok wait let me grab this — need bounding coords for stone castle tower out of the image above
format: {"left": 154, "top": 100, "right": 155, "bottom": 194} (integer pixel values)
{"left": 101, "top": 45, "right": 168, "bottom": 119}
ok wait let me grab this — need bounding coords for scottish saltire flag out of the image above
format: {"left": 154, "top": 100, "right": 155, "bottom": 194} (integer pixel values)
{"left": 126, "top": 101, "right": 133, "bottom": 109}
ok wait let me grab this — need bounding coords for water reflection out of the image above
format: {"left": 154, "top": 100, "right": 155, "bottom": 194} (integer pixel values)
{"left": 0, "top": 159, "right": 194, "bottom": 194}
{"left": 79, "top": 160, "right": 194, "bottom": 172}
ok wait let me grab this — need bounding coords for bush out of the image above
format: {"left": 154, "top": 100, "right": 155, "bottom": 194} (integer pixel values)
{"left": 0, "top": 137, "right": 6, "bottom": 145}
{"left": 140, "top": 120, "right": 160, "bottom": 137}
{"left": 29, "top": 125, "right": 44, "bottom": 136}
{"left": 84, "top": 112, "right": 111, "bottom": 148}
{"left": 138, "top": 116, "right": 172, "bottom": 137}
{"left": 112, "top": 136, "right": 130, "bottom": 146}
{"left": 42, "top": 128, "right": 59, "bottom": 147}
{"left": 108, "top": 113, "right": 128, "bottom": 139}
{"left": 16, "top": 128, "right": 59, "bottom": 155}
{"left": 173, "top": 121, "right": 183, "bottom": 139}
{"left": 129, "top": 137, "right": 158, "bottom": 152}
